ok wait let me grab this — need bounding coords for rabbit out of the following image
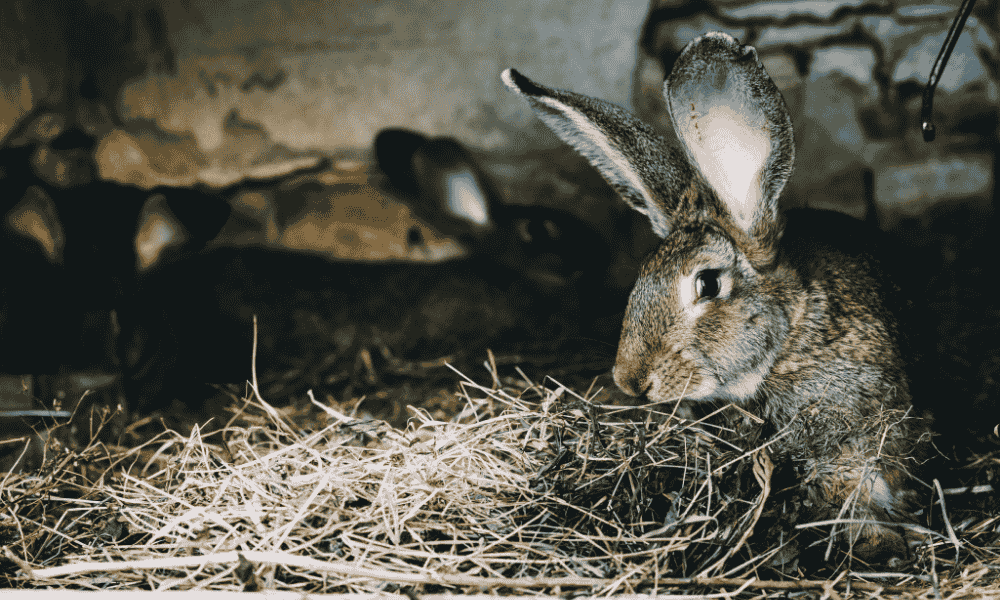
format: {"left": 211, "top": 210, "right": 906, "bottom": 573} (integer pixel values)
{"left": 1, "top": 123, "right": 334, "bottom": 385}
{"left": 0, "top": 205, "right": 76, "bottom": 374}
{"left": 503, "top": 31, "right": 932, "bottom": 564}
{"left": 119, "top": 129, "right": 616, "bottom": 417}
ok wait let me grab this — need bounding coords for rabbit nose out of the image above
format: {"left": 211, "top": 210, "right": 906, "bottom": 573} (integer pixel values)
{"left": 612, "top": 362, "right": 645, "bottom": 397}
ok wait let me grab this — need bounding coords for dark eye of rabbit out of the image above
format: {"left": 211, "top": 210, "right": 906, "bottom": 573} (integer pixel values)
{"left": 406, "top": 225, "right": 424, "bottom": 247}
{"left": 516, "top": 219, "right": 563, "bottom": 246}
{"left": 542, "top": 219, "right": 561, "bottom": 240}
{"left": 516, "top": 219, "right": 533, "bottom": 244}
{"left": 695, "top": 269, "right": 721, "bottom": 300}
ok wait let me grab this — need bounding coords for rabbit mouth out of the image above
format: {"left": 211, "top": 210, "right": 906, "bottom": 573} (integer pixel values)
{"left": 682, "top": 370, "right": 728, "bottom": 402}
{"left": 651, "top": 364, "right": 767, "bottom": 404}
{"left": 643, "top": 361, "right": 718, "bottom": 403}
{"left": 713, "top": 368, "right": 767, "bottom": 402}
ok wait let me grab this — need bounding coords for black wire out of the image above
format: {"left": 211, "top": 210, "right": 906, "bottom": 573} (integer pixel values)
{"left": 921, "top": 0, "right": 979, "bottom": 142}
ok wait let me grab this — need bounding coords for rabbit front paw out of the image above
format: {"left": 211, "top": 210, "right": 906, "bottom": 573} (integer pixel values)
{"left": 808, "top": 459, "right": 919, "bottom": 565}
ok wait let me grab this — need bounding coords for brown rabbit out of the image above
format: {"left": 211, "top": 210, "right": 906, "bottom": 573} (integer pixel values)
{"left": 503, "top": 32, "right": 932, "bottom": 563}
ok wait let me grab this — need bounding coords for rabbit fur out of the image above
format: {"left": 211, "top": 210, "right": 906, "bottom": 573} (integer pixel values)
{"left": 503, "top": 31, "right": 932, "bottom": 563}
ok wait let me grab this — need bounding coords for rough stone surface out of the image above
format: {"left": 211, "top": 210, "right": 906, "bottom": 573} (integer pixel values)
{"left": 717, "top": 0, "right": 882, "bottom": 20}
{"left": 635, "top": 0, "right": 998, "bottom": 225}
{"left": 652, "top": 15, "right": 747, "bottom": 59}
{"left": 874, "top": 151, "right": 994, "bottom": 220}
{"left": 0, "top": 0, "right": 998, "bottom": 253}
{"left": 869, "top": 16, "right": 996, "bottom": 93}
{"left": 0, "top": 0, "right": 648, "bottom": 190}
{"left": 120, "top": 0, "right": 649, "bottom": 157}
{"left": 753, "top": 21, "right": 857, "bottom": 49}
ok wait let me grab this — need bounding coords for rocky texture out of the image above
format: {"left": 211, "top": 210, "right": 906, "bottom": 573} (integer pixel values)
{"left": 0, "top": 0, "right": 997, "bottom": 250}
{"left": 643, "top": 0, "right": 998, "bottom": 224}
{"left": 1, "top": 0, "right": 648, "bottom": 186}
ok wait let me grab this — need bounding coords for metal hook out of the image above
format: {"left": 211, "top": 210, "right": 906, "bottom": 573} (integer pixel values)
{"left": 921, "top": 0, "right": 979, "bottom": 142}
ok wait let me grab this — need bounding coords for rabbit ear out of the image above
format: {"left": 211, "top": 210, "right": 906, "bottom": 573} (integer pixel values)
{"left": 502, "top": 68, "right": 695, "bottom": 238}
{"left": 666, "top": 32, "right": 793, "bottom": 247}
{"left": 375, "top": 130, "right": 496, "bottom": 240}
{"left": 410, "top": 137, "right": 494, "bottom": 235}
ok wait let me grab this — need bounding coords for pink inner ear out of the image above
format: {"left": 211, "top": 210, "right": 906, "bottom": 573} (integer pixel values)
{"left": 682, "top": 101, "right": 770, "bottom": 234}
{"left": 443, "top": 170, "right": 489, "bottom": 226}
{"left": 666, "top": 33, "right": 789, "bottom": 239}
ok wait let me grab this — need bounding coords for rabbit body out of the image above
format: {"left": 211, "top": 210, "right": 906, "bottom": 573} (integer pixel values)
{"left": 504, "top": 32, "right": 931, "bottom": 562}
{"left": 614, "top": 203, "right": 928, "bottom": 561}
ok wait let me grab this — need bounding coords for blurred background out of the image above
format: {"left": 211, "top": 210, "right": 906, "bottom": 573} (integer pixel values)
{"left": 2, "top": 0, "right": 995, "bottom": 240}
{"left": 3, "top": 0, "right": 996, "bottom": 223}
{"left": 0, "top": 0, "right": 998, "bottom": 451}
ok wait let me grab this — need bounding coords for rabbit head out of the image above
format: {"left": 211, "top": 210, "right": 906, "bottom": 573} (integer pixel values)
{"left": 505, "top": 32, "right": 929, "bottom": 563}
{"left": 503, "top": 32, "right": 796, "bottom": 404}
{"left": 374, "top": 128, "right": 612, "bottom": 294}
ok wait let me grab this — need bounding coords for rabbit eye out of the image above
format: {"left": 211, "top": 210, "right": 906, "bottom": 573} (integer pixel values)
{"left": 515, "top": 219, "right": 533, "bottom": 244}
{"left": 695, "top": 269, "right": 721, "bottom": 300}
{"left": 542, "top": 219, "right": 561, "bottom": 240}
{"left": 406, "top": 225, "right": 424, "bottom": 247}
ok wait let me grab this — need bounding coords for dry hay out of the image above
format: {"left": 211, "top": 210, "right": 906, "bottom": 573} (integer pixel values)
{"left": 2, "top": 360, "right": 1000, "bottom": 597}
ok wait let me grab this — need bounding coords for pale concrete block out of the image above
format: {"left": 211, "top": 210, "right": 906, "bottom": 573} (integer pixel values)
{"left": 120, "top": 0, "right": 650, "bottom": 160}
{"left": 717, "top": 0, "right": 885, "bottom": 20}
{"left": 875, "top": 153, "right": 993, "bottom": 221}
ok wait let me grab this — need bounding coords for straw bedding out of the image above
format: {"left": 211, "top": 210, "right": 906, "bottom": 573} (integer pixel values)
{"left": 2, "top": 357, "right": 999, "bottom": 597}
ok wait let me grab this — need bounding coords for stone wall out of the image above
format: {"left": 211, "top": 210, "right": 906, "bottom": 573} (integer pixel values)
{"left": 1, "top": 0, "right": 997, "bottom": 252}
{"left": 0, "top": 0, "right": 648, "bottom": 179}
{"left": 638, "top": 0, "right": 999, "bottom": 226}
